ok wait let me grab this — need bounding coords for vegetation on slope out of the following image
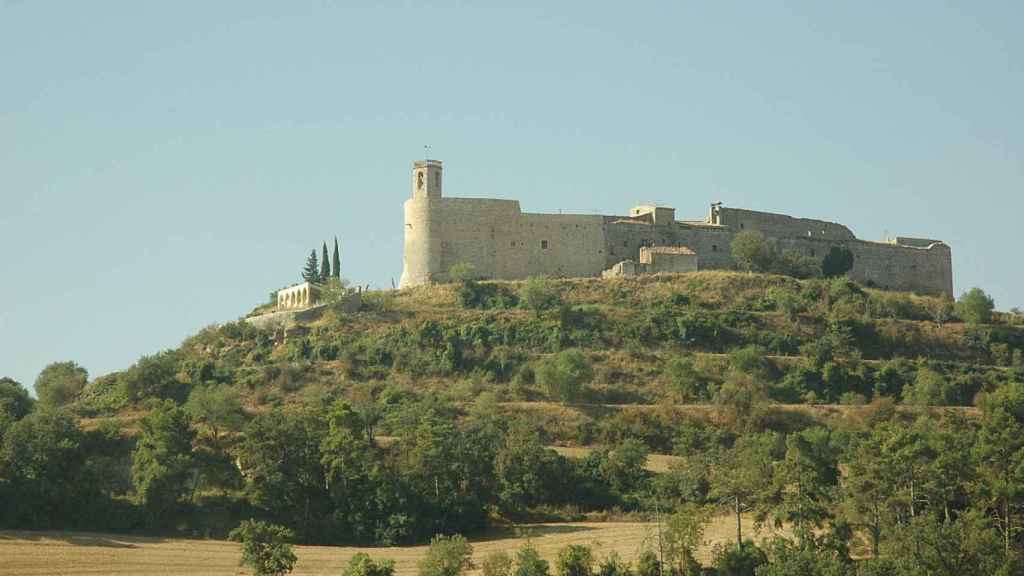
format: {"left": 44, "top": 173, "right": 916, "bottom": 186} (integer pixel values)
{"left": 2, "top": 271, "right": 1024, "bottom": 575}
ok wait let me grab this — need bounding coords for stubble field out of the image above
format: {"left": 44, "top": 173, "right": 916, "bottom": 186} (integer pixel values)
{"left": 0, "top": 516, "right": 782, "bottom": 576}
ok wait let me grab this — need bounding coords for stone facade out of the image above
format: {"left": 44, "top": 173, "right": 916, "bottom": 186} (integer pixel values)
{"left": 399, "top": 161, "right": 953, "bottom": 296}
{"left": 276, "top": 282, "right": 320, "bottom": 310}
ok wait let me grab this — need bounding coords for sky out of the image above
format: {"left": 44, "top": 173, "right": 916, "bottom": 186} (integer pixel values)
{"left": 1, "top": 1, "right": 1022, "bottom": 393}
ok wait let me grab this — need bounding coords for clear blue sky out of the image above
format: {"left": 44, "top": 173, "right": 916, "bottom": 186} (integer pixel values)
{"left": 2, "top": 1, "right": 1022, "bottom": 392}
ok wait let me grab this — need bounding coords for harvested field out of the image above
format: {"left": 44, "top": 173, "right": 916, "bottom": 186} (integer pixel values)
{"left": 0, "top": 516, "right": 784, "bottom": 576}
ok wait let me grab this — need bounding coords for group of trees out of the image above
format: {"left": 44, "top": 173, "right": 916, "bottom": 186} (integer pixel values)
{"left": 303, "top": 237, "right": 343, "bottom": 284}
{"left": 731, "top": 230, "right": 855, "bottom": 280}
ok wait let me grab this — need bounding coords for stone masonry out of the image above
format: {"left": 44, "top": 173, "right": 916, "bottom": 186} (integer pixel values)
{"left": 399, "top": 160, "right": 953, "bottom": 296}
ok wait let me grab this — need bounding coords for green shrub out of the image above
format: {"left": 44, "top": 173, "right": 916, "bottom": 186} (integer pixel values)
{"left": 711, "top": 541, "right": 766, "bottom": 576}
{"left": 556, "top": 544, "right": 594, "bottom": 576}
{"left": 34, "top": 361, "right": 88, "bottom": 408}
{"left": 957, "top": 288, "right": 995, "bottom": 325}
{"left": 731, "top": 231, "right": 776, "bottom": 273}
{"left": 596, "top": 552, "right": 631, "bottom": 576}
{"left": 536, "top": 349, "right": 593, "bottom": 403}
{"left": 520, "top": 277, "right": 563, "bottom": 315}
{"left": 418, "top": 534, "right": 474, "bottom": 576}
{"left": 821, "top": 246, "right": 854, "bottom": 278}
{"left": 515, "top": 541, "right": 551, "bottom": 576}
{"left": 229, "top": 520, "right": 297, "bottom": 576}
{"left": 342, "top": 553, "right": 396, "bottom": 576}
{"left": 482, "top": 551, "right": 514, "bottom": 576}
{"left": 449, "top": 262, "right": 479, "bottom": 282}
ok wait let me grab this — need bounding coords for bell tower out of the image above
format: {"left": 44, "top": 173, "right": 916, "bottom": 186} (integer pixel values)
{"left": 412, "top": 159, "right": 443, "bottom": 199}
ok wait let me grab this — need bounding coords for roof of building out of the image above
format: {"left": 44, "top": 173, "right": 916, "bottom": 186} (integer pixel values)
{"left": 643, "top": 246, "right": 697, "bottom": 255}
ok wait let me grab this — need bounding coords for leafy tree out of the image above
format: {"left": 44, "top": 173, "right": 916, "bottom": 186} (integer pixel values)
{"left": 303, "top": 249, "right": 321, "bottom": 284}
{"left": 663, "top": 503, "right": 711, "bottom": 575}
{"left": 515, "top": 541, "right": 551, "bottom": 576}
{"left": 930, "top": 294, "right": 955, "bottom": 326}
{"left": 238, "top": 407, "right": 331, "bottom": 542}
{"left": 34, "top": 361, "right": 88, "bottom": 408}
{"left": 184, "top": 384, "right": 245, "bottom": 442}
{"left": 537, "top": 349, "right": 593, "bottom": 404}
{"left": 494, "top": 421, "right": 567, "bottom": 516}
{"left": 229, "top": 519, "right": 298, "bottom": 576}
{"left": 0, "top": 409, "right": 100, "bottom": 529}
{"left": 131, "top": 400, "right": 196, "bottom": 519}
{"left": 520, "top": 276, "right": 562, "bottom": 315}
{"left": 482, "top": 551, "right": 514, "bottom": 576}
{"left": 322, "top": 242, "right": 331, "bottom": 280}
{"left": 901, "top": 367, "right": 958, "bottom": 406}
{"left": 769, "top": 427, "right": 839, "bottom": 542}
{"left": 418, "top": 534, "right": 474, "bottom": 576}
{"left": 713, "top": 370, "right": 769, "bottom": 432}
{"left": 709, "top": 432, "right": 779, "bottom": 548}
{"left": 556, "top": 544, "right": 594, "bottom": 576}
{"left": 882, "top": 511, "right": 1005, "bottom": 576}
{"left": 634, "top": 550, "right": 659, "bottom": 576}
{"left": 342, "top": 553, "right": 396, "bottom": 576}
{"left": 0, "top": 377, "right": 34, "bottom": 423}
{"left": 731, "top": 231, "right": 776, "bottom": 273}
{"left": 711, "top": 541, "right": 766, "bottom": 576}
{"left": 820, "top": 246, "right": 854, "bottom": 278}
{"left": 119, "top": 350, "right": 186, "bottom": 403}
{"left": 663, "top": 355, "right": 707, "bottom": 402}
{"left": 956, "top": 287, "right": 995, "bottom": 324}
{"left": 333, "top": 237, "right": 342, "bottom": 279}
{"left": 974, "top": 382, "right": 1024, "bottom": 556}
{"left": 755, "top": 537, "right": 851, "bottom": 576}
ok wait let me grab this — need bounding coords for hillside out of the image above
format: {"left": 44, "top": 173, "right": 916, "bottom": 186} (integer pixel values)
{"left": 4, "top": 271, "right": 1024, "bottom": 575}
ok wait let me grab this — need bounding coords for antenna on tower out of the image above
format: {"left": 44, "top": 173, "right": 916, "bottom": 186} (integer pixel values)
{"left": 423, "top": 144, "right": 431, "bottom": 161}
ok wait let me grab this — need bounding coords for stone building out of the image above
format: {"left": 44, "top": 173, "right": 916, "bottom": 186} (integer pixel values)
{"left": 399, "top": 160, "right": 953, "bottom": 296}
{"left": 276, "top": 282, "right": 320, "bottom": 310}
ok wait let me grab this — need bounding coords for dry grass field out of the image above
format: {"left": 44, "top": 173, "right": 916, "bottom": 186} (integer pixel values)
{"left": 0, "top": 516, "right": 785, "bottom": 576}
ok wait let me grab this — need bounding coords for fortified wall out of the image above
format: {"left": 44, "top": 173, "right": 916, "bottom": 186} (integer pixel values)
{"left": 399, "top": 160, "right": 953, "bottom": 296}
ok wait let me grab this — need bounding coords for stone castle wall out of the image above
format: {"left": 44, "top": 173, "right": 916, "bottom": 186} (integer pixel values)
{"left": 398, "top": 161, "right": 953, "bottom": 295}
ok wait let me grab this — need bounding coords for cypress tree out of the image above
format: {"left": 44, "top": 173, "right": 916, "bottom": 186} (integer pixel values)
{"left": 332, "top": 237, "right": 341, "bottom": 279}
{"left": 321, "top": 242, "right": 330, "bottom": 280}
{"left": 302, "top": 250, "right": 320, "bottom": 283}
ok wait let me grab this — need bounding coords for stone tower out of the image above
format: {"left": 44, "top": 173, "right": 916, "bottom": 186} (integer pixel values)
{"left": 399, "top": 160, "right": 443, "bottom": 288}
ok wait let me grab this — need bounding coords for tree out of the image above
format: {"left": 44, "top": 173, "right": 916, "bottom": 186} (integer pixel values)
{"left": 184, "top": 384, "right": 245, "bottom": 442}
{"left": 537, "top": 349, "right": 593, "bottom": 404}
{"left": 596, "top": 552, "right": 631, "bottom": 576}
{"left": 333, "top": 237, "right": 342, "bottom": 279}
{"left": 556, "top": 544, "right": 594, "bottom": 576}
{"left": 713, "top": 370, "right": 770, "bottom": 432}
{"left": 974, "top": 383, "right": 1024, "bottom": 556}
{"left": 131, "top": 400, "right": 196, "bottom": 519}
{"left": 229, "top": 519, "right": 298, "bottom": 576}
{"left": 34, "top": 361, "right": 87, "bottom": 408}
{"left": 901, "top": 367, "right": 957, "bottom": 406}
{"left": 769, "top": 427, "right": 839, "bottom": 543}
{"left": 520, "top": 276, "right": 562, "bottom": 315}
{"left": 663, "top": 504, "right": 712, "bottom": 575}
{"left": 515, "top": 541, "right": 551, "bottom": 576}
{"left": 322, "top": 242, "right": 331, "bottom": 280}
{"left": 956, "top": 287, "right": 995, "bottom": 324}
{"left": 418, "top": 534, "right": 474, "bottom": 576}
{"left": 930, "top": 294, "right": 955, "bottom": 326}
{"left": 494, "top": 421, "right": 566, "bottom": 516}
{"left": 731, "top": 231, "right": 776, "bottom": 273}
{"left": 820, "top": 246, "right": 854, "bottom": 278}
{"left": 303, "top": 249, "right": 321, "bottom": 284}
{"left": 0, "top": 377, "right": 34, "bottom": 422}
{"left": 482, "top": 551, "right": 514, "bottom": 576}
{"left": 709, "top": 432, "right": 779, "bottom": 548}
{"left": 0, "top": 409, "right": 99, "bottom": 529}
{"left": 663, "top": 356, "right": 708, "bottom": 402}
{"left": 711, "top": 541, "right": 766, "bottom": 576}
{"left": 755, "top": 537, "right": 851, "bottom": 576}
{"left": 342, "top": 553, "right": 396, "bottom": 576}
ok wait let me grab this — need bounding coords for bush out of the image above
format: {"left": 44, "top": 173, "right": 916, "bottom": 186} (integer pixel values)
{"left": 34, "top": 361, "right": 88, "bottom": 408}
{"left": 596, "top": 552, "right": 632, "bottom": 576}
{"left": 536, "top": 349, "right": 593, "bottom": 403}
{"left": 515, "top": 541, "right": 551, "bottom": 576}
{"left": 711, "top": 541, "right": 766, "bottom": 576}
{"left": 957, "top": 288, "right": 995, "bottom": 325}
{"left": 520, "top": 277, "right": 563, "bottom": 315}
{"left": 342, "top": 553, "right": 396, "bottom": 576}
{"left": 229, "top": 520, "right": 298, "bottom": 576}
{"left": 418, "top": 534, "right": 474, "bottom": 576}
{"left": 482, "top": 551, "right": 514, "bottom": 576}
{"left": 731, "top": 231, "right": 776, "bottom": 273}
{"left": 556, "top": 544, "right": 594, "bottom": 576}
{"left": 635, "top": 550, "right": 660, "bottom": 576}
{"left": 821, "top": 246, "right": 854, "bottom": 278}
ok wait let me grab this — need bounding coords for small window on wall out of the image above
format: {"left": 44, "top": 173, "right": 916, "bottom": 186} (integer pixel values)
{"left": 740, "top": 223, "right": 745, "bottom": 229}
{"left": 511, "top": 241, "right": 516, "bottom": 248}
{"left": 541, "top": 240, "right": 549, "bottom": 249}
{"left": 623, "top": 241, "right": 629, "bottom": 247}
{"left": 810, "top": 249, "right": 816, "bottom": 257}
{"left": 712, "top": 245, "right": 718, "bottom": 252}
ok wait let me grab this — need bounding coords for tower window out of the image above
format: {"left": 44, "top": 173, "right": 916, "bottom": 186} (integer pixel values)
{"left": 740, "top": 223, "right": 745, "bottom": 229}
{"left": 623, "top": 241, "right": 628, "bottom": 247}
{"left": 712, "top": 245, "right": 718, "bottom": 252}
{"left": 541, "top": 240, "right": 549, "bottom": 249}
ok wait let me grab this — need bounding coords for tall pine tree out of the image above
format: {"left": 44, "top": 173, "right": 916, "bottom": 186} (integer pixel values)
{"left": 302, "top": 250, "right": 320, "bottom": 283}
{"left": 321, "top": 242, "right": 330, "bottom": 280}
{"left": 332, "top": 237, "right": 341, "bottom": 279}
